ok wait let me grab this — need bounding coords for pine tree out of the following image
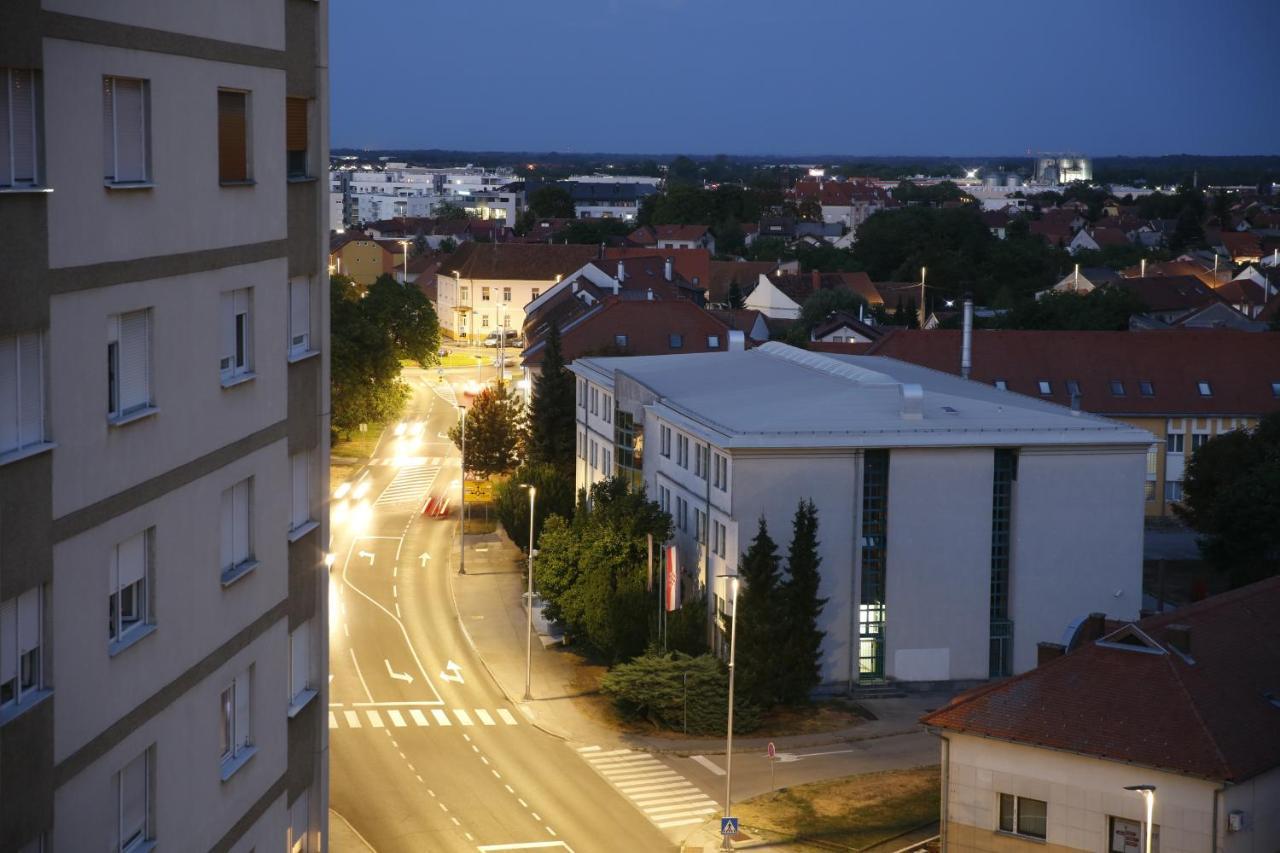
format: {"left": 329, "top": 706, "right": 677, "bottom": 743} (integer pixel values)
{"left": 780, "top": 500, "right": 826, "bottom": 704}
{"left": 527, "top": 322, "right": 576, "bottom": 472}
{"left": 734, "top": 517, "right": 787, "bottom": 707}
{"left": 448, "top": 382, "right": 527, "bottom": 477}
{"left": 727, "top": 281, "right": 745, "bottom": 310}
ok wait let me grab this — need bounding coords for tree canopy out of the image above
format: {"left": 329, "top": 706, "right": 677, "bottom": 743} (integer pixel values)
{"left": 995, "top": 288, "right": 1146, "bottom": 331}
{"left": 494, "top": 462, "right": 575, "bottom": 550}
{"left": 362, "top": 273, "right": 441, "bottom": 365}
{"left": 448, "top": 382, "right": 527, "bottom": 477}
{"left": 528, "top": 184, "right": 576, "bottom": 219}
{"left": 330, "top": 274, "right": 409, "bottom": 438}
{"left": 526, "top": 322, "right": 577, "bottom": 472}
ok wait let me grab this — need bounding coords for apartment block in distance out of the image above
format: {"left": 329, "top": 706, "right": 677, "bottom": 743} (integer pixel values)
{"left": 1, "top": 2, "right": 329, "bottom": 851}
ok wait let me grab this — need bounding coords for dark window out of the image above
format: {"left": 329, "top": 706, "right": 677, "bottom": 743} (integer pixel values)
{"left": 1272, "top": 382, "right": 1280, "bottom": 398}
{"left": 999, "top": 794, "right": 1047, "bottom": 839}
{"left": 1110, "top": 379, "right": 1126, "bottom": 396}
{"left": 614, "top": 334, "right": 628, "bottom": 348}
{"left": 1140, "top": 380, "right": 1155, "bottom": 397}
{"left": 669, "top": 334, "right": 683, "bottom": 349}
{"left": 1197, "top": 380, "right": 1212, "bottom": 397}
{"left": 993, "top": 379, "right": 1007, "bottom": 391}
{"left": 286, "top": 97, "right": 308, "bottom": 178}
{"left": 1166, "top": 433, "right": 1184, "bottom": 454}
{"left": 859, "top": 450, "right": 889, "bottom": 681}
{"left": 990, "top": 449, "right": 1016, "bottom": 677}
{"left": 217, "top": 90, "right": 248, "bottom": 182}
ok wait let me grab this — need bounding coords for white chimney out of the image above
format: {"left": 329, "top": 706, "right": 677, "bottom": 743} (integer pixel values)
{"left": 900, "top": 383, "right": 924, "bottom": 420}
{"left": 961, "top": 296, "right": 973, "bottom": 380}
{"left": 727, "top": 330, "right": 745, "bottom": 351}
{"left": 617, "top": 260, "right": 626, "bottom": 282}
{"left": 664, "top": 257, "right": 673, "bottom": 282}
{"left": 646, "top": 288, "right": 653, "bottom": 301}
{"left": 1140, "top": 258, "right": 1147, "bottom": 278}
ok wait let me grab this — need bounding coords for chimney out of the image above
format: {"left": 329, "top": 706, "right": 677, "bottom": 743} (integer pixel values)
{"left": 664, "top": 257, "right": 673, "bottom": 282}
{"left": 1070, "top": 390, "right": 1082, "bottom": 414}
{"left": 617, "top": 260, "right": 626, "bottom": 282}
{"left": 1166, "top": 624, "right": 1192, "bottom": 656}
{"left": 646, "top": 288, "right": 653, "bottom": 301}
{"left": 1037, "top": 642, "right": 1066, "bottom": 666}
{"left": 899, "top": 383, "right": 924, "bottom": 420}
{"left": 598, "top": 241, "right": 605, "bottom": 259}
{"left": 960, "top": 296, "right": 974, "bottom": 380}
{"left": 727, "top": 330, "right": 745, "bottom": 351}
{"left": 811, "top": 269, "right": 821, "bottom": 293}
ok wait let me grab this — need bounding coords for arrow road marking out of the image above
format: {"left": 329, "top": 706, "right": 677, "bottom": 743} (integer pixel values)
{"left": 358, "top": 550, "right": 375, "bottom": 564}
{"left": 419, "top": 551, "right": 430, "bottom": 567}
{"left": 440, "top": 660, "right": 465, "bottom": 684}
{"left": 385, "top": 660, "right": 414, "bottom": 684}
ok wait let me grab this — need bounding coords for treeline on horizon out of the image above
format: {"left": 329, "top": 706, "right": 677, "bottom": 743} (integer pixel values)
{"left": 331, "top": 149, "right": 1280, "bottom": 188}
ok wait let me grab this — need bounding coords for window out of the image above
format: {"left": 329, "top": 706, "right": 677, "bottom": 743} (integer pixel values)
{"left": 577, "top": 430, "right": 585, "bottom": 460}
{"left": 0, "top": 586, "right": 42, "bottom": 710}
{"left": 0, "top": 68, "right": 40, "bottom": 187}
{"left": 502, "top": 286, "right": 511, "bottom": 302}
{"left": 1109, "top": 815, "right": 1159, "bottom": 853}
{"left": 676, "top": 496, "right": 687, "bottom": 531}
{"left": 1197, "top": 380, "right": 1212, "bottom": 397}
{"left": 1110, "top": 379, "right": 1126, "bottom": 396}
{"left": 714, "top": 453, "right": 728, "bottom": 491}
{"left": 1145, "top": 444, "right": 1158, "bottom": 501}
{"left": 589, "top": 386, "right": 598, "bottom": 416}
{"left": 603, "top": 447, "right": 611, "bottom": 473}
{"left": 289, "top": 621, "right": 313, "bottom": 709}
{"left": 219, "top": 666, "right": 254, "bottom": 777}
{"left": 531, "top": 288, "right": 540, "bottom": 300}
{"left": 217, "top": 89, "right": 249, "bottom": 183}
{"left": 993, "top": 379, "right": 1007, "bottom": 391}
{"left": 0, "top": 332, "right": 45, "bottom": 456}
{"left": 219, "top": 288, "right": 253, "bottom": 383}
{"left": 578, "top": 379, "right": 586, "bottom": 409}
{"left": 479, "top": 315, "right": 488, "bottom": 328}
{"left": 286, "top": 97, "right": 308, "bottom": 178}
{"left": 460, "top": 286, "right": 469, "bottom": 301}
{"left": 1166, "top": 433, "right": 1184, "bottom": 454}
{"left": 660, "top": 425, "right": 671, "bottom": 457}
{"left": 669, "top": 334, "right": 684, "bottom": 349}
{"left": 695, "top": 444, "right": 708, "bottom": 480}
{"left": 1140, "top": 380, "right": 1155, "bottom": 397}
{"left": 109, "top": 530, "right": 152, "bottom": 648}
{"left": 1191, "top": 433, "right": 1210, "bottom": 453}
{"left": 103, "top": 77, "right": 150, "bottom": 184}
{"left": 289, "top": 789, "right": 310, "bottom": 853}
{"left": 289, "top": 279, "right": 313, "bottom": 357}
{"left": 1037, "top": 380, "right": 1051, "bottom": 395}
{"left": 712, "top": 520, "right": 726, "bottom": 557}
{"left": 615, "top": 334, "right": 628, "bottom": 348}
{"left": 1272, "top": 381, "right": 1280, "bottom": 399}
{"left": 696, "top": 509, "right": 707, "bottom": 545}
{"left": 290, "top": 451, "right": 313, "bottom": 533}
{"left": 603, "top": 394, "right": 612, "bottom": 424}
{"left": 220, "top": 478, "right": 254, "bottom": 585}
{"left": 117, "top": 747, "right": 153, "bottom": 852}
{"left": 1165, "top": 480, "right": 1183, "bottom": 502}
{"left": 658, "top": 485, "right": 670, "bottom": 514}
{"left": 1065, "top": 379, "right": 1080, "bottom": 397}
{"left": 677, "top": 434, "right": 689, "bottom": 468}
{"left": 481, "top": 286, "right": 491, "bottom": 301}
{"left": 108, "top": 310, "right": 152, "bottom": 420}
{"left": 589, "top": 439, "right": 597, "bottom": 470}
{"left": 707, "top": 335, "right": 720, "bottom": 348}
{"left": 998, "top": 793, "right": 1047, "bottom": 840}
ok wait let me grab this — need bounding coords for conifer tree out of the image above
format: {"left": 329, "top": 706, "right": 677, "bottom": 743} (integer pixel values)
{"left": 527, "top": 322, "right": 576, "bottom": 472}
{"left": 780, "top": 500, "right": 826, "bottom": 703}
{"left": 727, "top": 281, "right": 745, "bottom": 310}
{"left": 734, "top": 517, "right": 787, "bottom": 707}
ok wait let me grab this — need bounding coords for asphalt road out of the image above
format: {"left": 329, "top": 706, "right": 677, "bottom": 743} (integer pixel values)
{"left": 328, "top": 366, "right": 674, "bottom": 853}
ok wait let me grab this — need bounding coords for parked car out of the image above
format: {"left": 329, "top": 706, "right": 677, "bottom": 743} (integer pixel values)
{"left": 482, "top": 329, "right": 522, "bottom": 348}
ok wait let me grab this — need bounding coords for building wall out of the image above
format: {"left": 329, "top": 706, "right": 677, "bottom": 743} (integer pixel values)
{"left": 943, "top": 733, "right": 1217, "bottom": 853}
{"left": 437, "top": 272, "right": 556, "bottom": 340}
{"left": 333, "top": 240, "right": 390, "bottom": 286}
{"left": 1117, "top": 415, "right": 1258, "bottom": 518}
{"left": 1223, "top": 767, "right": 1280, "bottom": 853}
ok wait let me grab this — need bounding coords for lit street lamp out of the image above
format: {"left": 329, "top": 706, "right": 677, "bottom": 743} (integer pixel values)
{"left": 522, "top": 484, "right": 536, "bottom": 700}
{"left": 1123, "top": 785, "right": 1156, "bottom": 853}
{"left": 398, "top": 239, "right": 410, "bottom": 284}
{"left": 720, "top": 574, "right": 741, "bottom": 851}
{"left": 457, "top": 407, "right": 466, "bottom": 575}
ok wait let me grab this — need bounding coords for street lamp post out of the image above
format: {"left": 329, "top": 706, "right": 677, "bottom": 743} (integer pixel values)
{"left": 722, "top": 576, "right": 740, "bottom": 851}
{"left": 458, "top": 407, "right": 466, "bottom": 575}
{"left": 522, "top": 484, "right": 536, "bottom": 700}
{"left": 1124, "top": 785, "right": 1157, "bottom": 853}
{"left": 398, "top": 239, "right": 410, "bottom": 284}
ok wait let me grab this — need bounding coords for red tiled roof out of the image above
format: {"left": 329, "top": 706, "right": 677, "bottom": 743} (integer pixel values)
{"left": 922, "top": 577, "right": 1280, "bottom": 782}
{"left": 1087, "top": 226, "right": 1131, "bottom": 248}
{"left": 443, "top": 242, "right": 598, "bottom": 282}
{"left": 866, "top": 329, "right": 1280, "bottom": 416}
{"left": 1111, "top": 275, "right": 1228, "bottom": 313}
{"left": 706, "top": 260, "right": 781, "bottom": 302}
{"left": 523, "top": 297, "right": 733, "bottom": 365}
{"left": 604, "top": 247, "right": 710, "bottom": 291}
{"left": 1214, "top": 278, "right": 1266, "bottom": 307}
{"left": 1221, "top": 230, "right": 1263, "bottom": 260}
{"left": 1028, "top": 220, "right": 1073, "bottom": 247}
{"left": 767, "top": 270, "right": 882, "bottom": 306}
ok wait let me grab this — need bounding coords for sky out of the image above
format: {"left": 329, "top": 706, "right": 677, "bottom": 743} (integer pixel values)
{"left": 330, "top": 0, "right": 1280, "bottom": 157}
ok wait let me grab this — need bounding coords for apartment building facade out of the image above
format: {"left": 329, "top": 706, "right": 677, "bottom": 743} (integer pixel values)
{"left": 570, "top": 344, "right": 1150, "bottom": 688}
{"left": 1, "top": 3, "right": 329, "bottom": 851}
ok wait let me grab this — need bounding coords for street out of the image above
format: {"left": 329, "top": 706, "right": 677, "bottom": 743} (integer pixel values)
{"left": 328, "top": 360, "right": 674, "bottom": 853}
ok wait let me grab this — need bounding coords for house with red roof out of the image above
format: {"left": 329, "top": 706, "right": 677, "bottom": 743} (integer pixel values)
{"left": 1068, "top": 226, "right": 1132, "bottom": 255}
{"left": 1218, "top": 230, "right": 1263, "bottom": 263}
{"left": 922, "top": 576, "right": 1280, "bottom": 853}
{"left": 627, "top": 224, "right": 716, "bottom": 254}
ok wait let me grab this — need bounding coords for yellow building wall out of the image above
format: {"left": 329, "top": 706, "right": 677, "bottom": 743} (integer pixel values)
{"left": 331, "top": 241, "right": 390, "bottom": 286}
{"left": 1112, "top": 415, "right": 1257, "bottom": 519}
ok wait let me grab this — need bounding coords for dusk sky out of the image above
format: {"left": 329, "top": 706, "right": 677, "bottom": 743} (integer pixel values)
{"left": 331, "top": 0, "right": 1280, "bottom": 156}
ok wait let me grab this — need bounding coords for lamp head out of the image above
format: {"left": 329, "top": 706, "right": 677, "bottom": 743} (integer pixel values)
{"left": 1124, "top": 785, "right": 1156, "bottom": 793}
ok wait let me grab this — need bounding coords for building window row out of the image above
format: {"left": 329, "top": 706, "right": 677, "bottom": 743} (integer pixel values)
{"left": 676, "top": 434, "right": 689, "bottom": 468}
{"left": 0, "top": 586, "right": 43, "bottom": 712}
{"left": 711, "top": 519, "right": 726, "bottom": 557}
{"left": 0, "top": 331, "right": 46, "bottom": 457}
{"left": 713, "top": 452, "right": 728, "bottom": 491}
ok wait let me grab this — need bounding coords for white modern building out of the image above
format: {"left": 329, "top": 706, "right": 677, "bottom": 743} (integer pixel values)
{"left": 331, "top": 164, "right": 517, "bottom": 227}
{"left": 570, "top": 344, "right": 1150, "bottom": 688}
{"left": 1, "top": 3, "right": 329, "bottom": 850}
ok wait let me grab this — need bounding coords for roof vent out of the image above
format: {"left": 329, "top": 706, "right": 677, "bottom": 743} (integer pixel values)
{"left": 727, "top": 330, "right": 745, "bottom": 352}
{"left": 900, "top": 383, "right": 924, "bottom": 420}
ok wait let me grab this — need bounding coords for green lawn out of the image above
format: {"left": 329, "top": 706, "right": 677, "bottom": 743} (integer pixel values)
{"left": 331, "top": 420, "right": 387, "bottom": 460}
{"left": 733, "top": 766, "right": 940, "bottom": 851}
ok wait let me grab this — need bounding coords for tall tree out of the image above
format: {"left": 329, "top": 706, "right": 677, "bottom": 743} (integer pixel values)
{"left": 493, "top": 462, "right": 575, "bottom": 550}
{"left": 362, "top": 273, "right": 441, "bottom": 365}
{"left": 526, "top": 322, "right": 577, "bottom": 472}
{"left": 330, "top": 275, "right": 408, "bottom": 438}
{"left": 779, "top": 501, "right": 826, "bottom": 704}
{"left": 448, "top": 382, "right": 527, "bottom": 476}
{"left": 528, "top": 184, "right": 576, "bottom": 219}
{"left": 727, "top": 281, "right": 745, "bottom": 310}
{"left": 734, "top": 517, "right": 788, "bottom": 707}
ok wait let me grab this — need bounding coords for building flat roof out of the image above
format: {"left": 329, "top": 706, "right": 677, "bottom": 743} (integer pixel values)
{"left": 571, "top": 343, "right": 1152, "bottom": 450}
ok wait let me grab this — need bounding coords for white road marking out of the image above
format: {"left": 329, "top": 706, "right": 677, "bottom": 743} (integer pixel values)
{"left": 343, "top": 711, "right": 361, "bottom": 728}
{"left": 649, "top": 807, "right": 718, "bottom": 821}
{"left": 385, "top": 659, "right": 414, "bottom": 684}
{"left": 374, "top": 465, "right": 441, "bottom": 506}
{"left": 410, "top": 709, "right": 429, "bottom": 726}
{"left": 497, "top": 709, "right": 518, "bottom": 725}
{"left": 656, "top": 816, "right": 710, "bottom": 829}
{"left": 618, "top": 780, "right": 699, "bottom": 795}
{"left": 349, "top": 649, "right": 374, "bottom": 702}
{"left": 328, "top": 712, "right": 338, "bottom": 729}
{"left": 475, "top": 843, "right": 573, "bottom": 852}
{"left": 388, "top": 710, "right": 407, "bottom": 727}
{"left": 475, "top": 709, "right": 495, "bottom": 726}
{"left": 576, "top": 745, "right": 601, "bottom": 753}
{"left": 365, "top": 710, "right": 384, "bottom": 728}
{"left": 644, "top": 801, "right": 718, "bottom": 816}
{"left": 432, "top": 709, "right": 452, "bottom": 726}
{"left": 691, "top": 754, "right": 727, "bottom": 776}
{"left": 579, "top": 745, "right": 717, "bottom": 833}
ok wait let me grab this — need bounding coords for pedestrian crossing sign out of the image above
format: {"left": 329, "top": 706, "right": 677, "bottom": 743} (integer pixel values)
{"left": 721, "top": 817, "right": 739, "bottom": 836}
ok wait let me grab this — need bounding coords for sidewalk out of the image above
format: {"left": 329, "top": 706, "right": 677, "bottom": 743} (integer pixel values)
{"left": 447, "top": 530, "right": 950, "bottom": 755}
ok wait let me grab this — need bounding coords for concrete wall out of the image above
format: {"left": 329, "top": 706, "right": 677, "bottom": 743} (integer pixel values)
{"left": 43, "top": 0, "right": 286, "bottom": 51}
{"left": 1223, "top": 767, "right": 1280, "bottom": 853}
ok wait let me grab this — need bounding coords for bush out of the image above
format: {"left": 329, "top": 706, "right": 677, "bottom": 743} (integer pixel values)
{"left": 494, "top": 463, "right": 574, "bottom": 549}
{"left": 601, "top": 652, "right": 760, "bottom": 735}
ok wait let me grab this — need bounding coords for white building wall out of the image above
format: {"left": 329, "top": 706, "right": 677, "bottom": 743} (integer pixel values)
{"left": 437, "top": 273, "right": 556, "bottom": 339}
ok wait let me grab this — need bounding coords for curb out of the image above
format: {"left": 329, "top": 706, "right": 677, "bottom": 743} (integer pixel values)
{"left": 635, "top": 724, "right": 927, "bottom": 758}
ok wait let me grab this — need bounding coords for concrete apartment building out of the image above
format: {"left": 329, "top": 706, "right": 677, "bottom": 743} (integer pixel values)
{"left": 570, "top": 343, "right": 1150, "bottom": 687}
{"left": 1, "top": 3, "right": 329, "bottom": 851}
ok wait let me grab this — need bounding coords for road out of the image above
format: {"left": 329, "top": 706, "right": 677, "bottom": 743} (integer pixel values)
{"left": 328, "top": 361, "right": 675, "bottom": 853}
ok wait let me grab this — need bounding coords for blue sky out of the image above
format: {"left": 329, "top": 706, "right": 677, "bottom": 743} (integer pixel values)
{"left": 330, "top": 0, "right": 1280, "bottom": 156}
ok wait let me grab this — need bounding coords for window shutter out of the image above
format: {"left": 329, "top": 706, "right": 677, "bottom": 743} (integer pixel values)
{"left": 119, "top": 311, "right": 149, "bottom": 413}
{"left": 103, "top": 77, "right": 114, "bottom": 179}
{"left": 291, "top": 452, "right": 309, "bottom": 529}
{"left": 9, "top": 69, "right": 35, "bottom": 183}
{"left": 290, "top": 623, "right": 310, "bottom": 698}
{"left": 234, "top": 669, "right": 251, "bottom": 747}
{"left": 217, "top": 90, "right": 247, "bottom": 182}
{"left": 17, "top": 587, "right": 39, "bottom": 655}
{"left": 0, "top": 72, "right": 11, "bottom": 186}
{"left": 220, "top": 486, "right": 234, "bottom": 570}
{"left": 286, "top": 97, "right": 307, "bottom": 152}
{"left": 289, "top": 280, "right": 310, "bottom": 351}
{"left": 113, "top": 78, "right": 146, "bottom": 182}
{"left": 120, "top": 752, "right": 147, "bottom": 844}
{"left": 0, "top": 599, "right": 16, "bottom": 684}
{"left": 0, "top": 337, "right": 17, "bottom": 452}
{"left": 116, "top": 532, "right": 147, "bottom": 589}
{"left": 219, "top": 291, "right": 234, "bottom": 372}
{"left": 233, "top": 479, "right": 251, "bottom": 563}
{"left": 17, "top": 332, "right": 42, "bottom": 447}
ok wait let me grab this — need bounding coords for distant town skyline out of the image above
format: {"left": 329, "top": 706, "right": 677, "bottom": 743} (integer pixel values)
{"left": 331, "top": 0, "right": 1279, "bottom": 156}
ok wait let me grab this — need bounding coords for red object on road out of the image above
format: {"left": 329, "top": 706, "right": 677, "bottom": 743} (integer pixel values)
{"left": 767, "top": 741, "right": 776, "bottom": 758}
{"left": 435, "top": 497, "right": 450, "bottom": 518}
{"left": 423, "top": 497, "right": 437, "bottom": 516}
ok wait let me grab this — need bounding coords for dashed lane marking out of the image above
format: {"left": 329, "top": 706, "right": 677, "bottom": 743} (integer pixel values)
{"left": 327, "top": 707, "right": 521, "bottom": 729}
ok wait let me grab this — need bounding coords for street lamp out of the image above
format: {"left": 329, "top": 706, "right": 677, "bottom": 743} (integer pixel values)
{"left": 457, "top": 407, "right": 466, "bottom": 575}
{"left": 522, "top": 484, "right": 536, "bottom": 700}
{"left": 398, "top": 239, "right": 410, "bottom": 284}
{"left": 1123, "top": 785, "right": 1157, "bottom": 853}
{"left": 720, "top": 575, "right": 741, "bottom": 851}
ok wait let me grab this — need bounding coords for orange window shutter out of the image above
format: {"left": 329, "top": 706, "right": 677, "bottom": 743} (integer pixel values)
{"left": 286, "top": 97, "right": 308, "bottom": 152}
{"left": 218, "top": 90, "right": 247, "bottom": 182}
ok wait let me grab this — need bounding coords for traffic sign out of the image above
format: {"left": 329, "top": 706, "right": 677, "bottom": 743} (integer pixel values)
{"left": 767, "top": 741, "right": 776, "bottom": 758}
{"left": 721, "top": 817, "right": 739, "bottom": 836}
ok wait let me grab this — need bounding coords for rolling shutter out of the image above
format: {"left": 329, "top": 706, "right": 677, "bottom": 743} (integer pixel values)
{"left": 219, "top": 291, "right": 235, "bottom": 372}
{"left": 217, "top": 90, "right": 247, "bottom": 182}
{"left": 17, "top": 587, "right": 40, "bottom": 657}
{"left": 102, "top": 77, "right": 114, "bottom": 179}
{"left": 290, "top": 623, "right": 310, "bottom": 699}
{"left": 220, "top": 486, "right": 235, "bottom": 570}
{"left": 9, "top": 69, "right": 36, "bottom": 183}
{"left": 234, "top": 669, "right": 251, "bottom": 748}
{"left": 232, "top": 479, "right": 251, "bottom": 564}
{"left": 118, "top": 311, "right": 150, "bottom": 413}
{"left": 286, "top": 97, "right": 307, "bottom": 152}
{"left": 113, "top": 78, "right": 146, "bottom": 182}
{"left": 120, "top": 751, "right": 147, "bottom": 845}
{"left": 289, "top": 279, "right": 310, "bottom": 352}
{"left": 116, "top": 532, "right": 147, "bottom": 590}
{"left": 0, "top": 337, "right": 16, "bottom": 452}
{"left": 291, "top": 452, "right": 309, "bottom": 529}
{"left": 0, "top": 599, "right": 16, "bottom": 685}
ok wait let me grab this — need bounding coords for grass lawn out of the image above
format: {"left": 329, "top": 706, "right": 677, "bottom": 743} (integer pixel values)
{"left": 734, "top": 766, "right": 940, "bottom": 852}
{"left": 331, "top": 421, "right": 386, "bottom": 460}
{"left": 329, "top": 463, "right": 358, "bottom": 496}
{"left": 441, "top": 351, "right": 489, "bottom": 368}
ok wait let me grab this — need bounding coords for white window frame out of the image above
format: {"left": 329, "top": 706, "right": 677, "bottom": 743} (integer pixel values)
{"left": 998, "top": 793, "right": 1047, "bottom": 840}
{"left": 109, "top": 529, "right": 154, "bottom": 653}
{"left": 220, "top": 477, "right": 255, "bottom": 585}
{"left": 0, "top": 68, "right": 40, "bottom": 188}
{"left": 219, "top": 666, "right": 255, "bottom": 779}
{"left": 107, "top": 309, "right": 154, "bottom": 423}
{"left": 219, "top": 288, "right": 254, "bottom": 385}
{"left": 0, "top": 331, "right": 46, "bottom": 458}
{"left": 677, "top": 434, "right": 689, "bottom": 468}
{"left": 660, "top": 425, "right": 671, "bottom": 458}
{"left": 0, "top": 586, "right": 43, "bottom": 714}
{"left": 103, "top": 76, "right": 150, "bottom": 185}
{"left": 289, "top": 278, "right": 316, "bottom": 360}
{"left": 288, "top": 621, "right": 316, "bottom": 716}
{"left": 1166, "top": 433, "right": 1184, "bottom": 454}
{"left": 1190, "top": 432, "right": 1210, "bottom": 453}
{"left": 289, "top": 450, "right": 316, "bottom": 538}
{"left": 117, "top": 747, "right": 153, "bottom": 853}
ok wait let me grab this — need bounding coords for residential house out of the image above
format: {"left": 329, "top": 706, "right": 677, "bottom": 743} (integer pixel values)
{"left": 707, "top": 308, "right": 771, "bottom": 343}
{"left": 1111, "top": 276, "right": 1232, "bottom": 325}
{"left": 329, "top": 231, "right": 395, "bottom": 285}
{"left": 604, "top": 247, "right": 710, "bottom": 298}
{"left": 570, "top": 344, "right": 1150, "bottom": 685}
{"left": 706, "top": 259, "right": 798, "bottom": 304}
{"left": 864, "top": 329, "right": 1280, "bottom": 517}
{"left": 1218, "top": 230, "right": 1263, "bottom": 264}
{"left": 922, "top": 577, "right": 1280, "bottom": 853}
{"left": 745, "top": 270, "right": 882, "bottom": 320}
{"left": 567, "top": 181, "right": 658, "bottom": 220}
{"left": 811, "top": 311, "right": 883, "bottom": 344}
{"left": 436, "top": 243, "right": 598, "bottom": 340}
{"left": 628, "top": 224, "right": 716, "bottom": 255}
{"left": 1068, "top": 226, "right": 1132, "bottom": 255}
{"left": 981, "top": 209, "right": 1012, "bottom": 240}
{"left": 1037, "top": 267, "right": 1122, "bottom": 298}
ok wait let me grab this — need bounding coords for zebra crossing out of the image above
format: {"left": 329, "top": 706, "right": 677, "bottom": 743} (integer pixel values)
{"left": 577, "top": 746, "right": 720, "bottom": 831}
{"left": 367, "top": 456, "right": 447, "bottom": 468}
{"left": 373, "top": 463, "right": 441, "bottom": 506}
{"left": 329, "top": 706, "right": 520, "bottom": 730}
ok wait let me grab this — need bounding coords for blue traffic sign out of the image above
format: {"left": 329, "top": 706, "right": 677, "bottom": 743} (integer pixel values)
{"left": 721, "top": 817, "right": 739, "bottom": 836}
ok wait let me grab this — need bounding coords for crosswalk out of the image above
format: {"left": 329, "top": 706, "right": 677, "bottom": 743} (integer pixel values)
{"left": 373, "top": 464, "right": 441, "bottom": 506}
{"left": 367, "top": 456, "right": 447, "bottom": 468}
{"left": 577, "top": 746, "right": 720, "bottom": 831}
{"left": 329, "top": 706, "right": 520, "bottom": 730}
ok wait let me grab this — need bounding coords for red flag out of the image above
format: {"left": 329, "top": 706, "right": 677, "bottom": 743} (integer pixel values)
{"left": 665, "top": 545, "right": 680, "bottom": 612}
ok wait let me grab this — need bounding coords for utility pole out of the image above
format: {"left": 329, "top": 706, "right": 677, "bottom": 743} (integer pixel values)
{"left": 919, "top": 266, "right": 927, "bottom": 329}
{"left": 721, "top": 577, "right": 741, "bottom": 851}
{"left": 458, "top": 408, "right": 466, "bottom": 575}
{"left": 523, "top": 485, "right": 536, "bottom": 700}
